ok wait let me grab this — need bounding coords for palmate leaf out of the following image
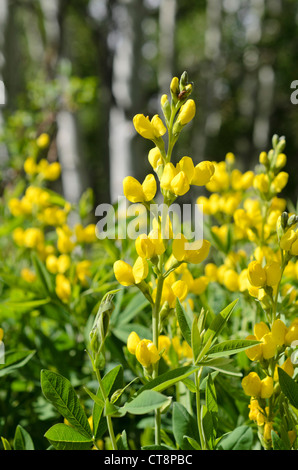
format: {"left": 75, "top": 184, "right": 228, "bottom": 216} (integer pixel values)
{"left": 40, "top": 370, "right": 92, "bottom": 440}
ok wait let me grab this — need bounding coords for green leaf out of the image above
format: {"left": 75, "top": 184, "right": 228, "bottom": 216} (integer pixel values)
{"left": 203, "top": 299, "right": 238, "bottom": 346}
{"left": 0, "top": 349, "right": 36, "bottom": 377}
{"left": 184, "top": 436, "right": 201, "bottom": 450}
{"left": 271, "top": 430, "right": 288, "bottom": 450}
{"left": 31, "top": 253, "right": 54, "bottom": 295}
{"left": 40, "top": 370, "right": 92, "bottom": 439}
{"left": 121, "top": 390, "right": 171, "bottom": 416}
{"left": 139, "top": 365, "right": 201, "bottom": 394}
{"left": 216, "top": 425, "right": 253, "bottom": 450}
{"left": 278, "top": 367, "right": 298, "bottom": 409}
{"left": 191, "top": 315, "right": 201, "bottom": 362}
{"left": 44, "top": 424, "right": 93, "bottom": 450}
{"left": 176, "top": 298, "right": 192, "bottom": 346}
{"left": 207, "top": 339, "right": 260, "bottom": 359}
{"left": 116, "top": 430, "right": 130, "bottom": 450}
{"left": 116, "top": 292, "right": 149, "bottom": 326}
{"left": 1, "top": 437, "right": 12, "bottom": 450}
{"left": 172, "top": 402, "right": 200, "bottom": 450}
{"left": 92, "top": 365, "right": 123, "bottom": 439}
{"left": 13, "top": 425, "right": 34, "bottom": 450}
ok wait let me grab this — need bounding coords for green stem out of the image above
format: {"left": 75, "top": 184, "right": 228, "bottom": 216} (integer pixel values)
{"left": 195, "top": 367, "right": 206, "bottom": 450}
{"left": 152, "top": 272, "right": 164, "bottom": 445}
{"left": 95, "top": 368, "right": 118, "bottom": 450}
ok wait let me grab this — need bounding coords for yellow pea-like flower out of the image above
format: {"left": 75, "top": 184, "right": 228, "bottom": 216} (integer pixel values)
{"left": 113, "top": 260, "right": 135, "bottom": 287}
{"left": 176, "top": 156, "right": 195, "bottom": 182}
{"left": 123, "top": 174, "right": 157, "bottom": 203}
{"left": 55, "top": 273, "right": 71, "bottom": 303}
{"left": 263, "top": 422, "right": 273, "bottom": 441}
{"left": 172, "top": 280, "right": 188, "bottom": 302}
{"left": 264, "top": 261, "right": 281, "bottom": 287}
{"left": 280, "top": 229, "right": 297, "bottom": 251}
{"left": 247, "top": 261, "right": 267, "bottom": 288}
{"left": 21, "top": 268, "right": 37, "bottom": 283}
{"left": 285, "top": 319, "right": 298, "bottom": 345}
{"left": 191, "top": 161, "right": 215, "bottom": 186}
{"left": 253, "top": 173, "right": 270, "bottom": 193}
{"left": 135, "top": 339, "right": 160, "bottom": 368}
{"left": 135, "top": 234, "right": 155, "bottom": 259}
{"left": 36, "top": 133, "right": 50, "bottom": 148}
{"left": 170, "top": 171, "right": 190, "bottom": 196}
{"left": 272, "top": 171, "right": 288, "bottom": 193}
{"left": 172, "top": 234, "right": 210, "bottom": 265}
{"left": 24, "top": 157, "right": 38, "bottom": 175}
{"left": 148, "top": 147, "right": 163, "bottom": 170}
{"left": 133, "top": 114, "right": 166, "bottom": 140}
{"left": 127, "top": 331, "right": 141, "bottom": 355}
{"left": 160, "top": 162, "right": 178, "bottom": 191}
{"left": 132, "top": 256, "right": 149, "bottom": 284}
{"left": 242, "top": 372, "right": 262, "bottom": 397}
{"left": 260, "top": 376, "right": 274, "bottom": 399}
{"left": 176, "top": 99, "right": 196, "bottom": 126}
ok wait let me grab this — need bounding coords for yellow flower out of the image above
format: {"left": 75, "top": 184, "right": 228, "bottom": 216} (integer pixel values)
{"left": 242, "top": 372, "right": 262, "bottom": 397}
{"left": 247, "top": 261, "right": 267, "bottom": 288}
{"left": 127, "top": 331, "right": 141, "bottom": 355}
{"left": 263, "top": 422, "right": 273, "bottom": 441}
{"left": 272, "top": 172, "right": 288, "bottom": 193}
{"left": 113, "top": 257, "right": 149, "bottom": 286}
{"left": 36, "top": 133, "right": 50, "bottom": 148}
{"left": 123, "top": 174, "right": 157, "bottom": 203}
{"left": 223, "top": 269, "right": 239, "bottom": 292}
{"left": 172, "top": 234, "right": 210, "bottom": 264}
{"left": 57, "top": 227, "right": 75, "bottom": 253}
{"left": 158, "top": 335, "right": 171, "bottom": 355}
{"left": 191, "top": 161, "right": 215, "bottom": 186}
{"left": 0, "top": 328, "right": 3, "bottom": 343}
{"left": 24, "top": 157, "right": 38, "bottom": 175}
{"left": 113, "top": 260, "right": 135, "bottom": 287}
{"left": 135, "top": 339, "right": 160, "bottom": 368}
{"left": 42, "top": 162, "right": 61, "bottom": 181}
{"left": 23, "top": 228, "right": 44, "bottom": 249}
{"left": 280, "top": 229, "right": 297, "bottom": 251}
{"left": 160, "top": 162, "right": 178, "bottom": 192}
{"left": 148, "top": 147, "right": 163, "bottom": 170}
{"left": 245, "top": 321, "right": 279, "bottom": 361}
{"left": 260, "top": 376, "right": 274, "bottom": 398}
{"left": 176, "top": 99, "right": 196, "bottom": 126}
{"left": 135, "top": 234, "right": 155, "bottom": 259}
{"left": 264, "top": 262, "right": 281, "bottom": 287}
{"left": 21, "top": 268, "right": 37, "bottom": 283}
{"left": 242, "top": 372, "right": 273, "bottom": 398}
{"left": 133, "top": 114, "right": 166, "bottom": 140}
{"left": 172, "top": 280, "right": 188, "bottom": 302}
{"left": 132, "top": 256, "right": 149, "bottom": 284}
{"left": 170, "top": 171, "right": 190, "bottom": 196}
{"left": 76, "top": 260, "right": 92, "bottom": 286}
{"left": 55, "top": 274, "right": 71, "bottom": 303}
{"left": 253, "top": 173, "right": 270, "bottom": 193}
{"left": 204, "top": 263, "right": 218, "bottom": 282}
{"left": 285, "top": 319, "right": 298, "bottom": 345}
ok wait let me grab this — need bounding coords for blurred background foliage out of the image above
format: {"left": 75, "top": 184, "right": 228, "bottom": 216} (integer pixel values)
{"left": 0, "top": 0, "right": 298, "bottom": 214}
